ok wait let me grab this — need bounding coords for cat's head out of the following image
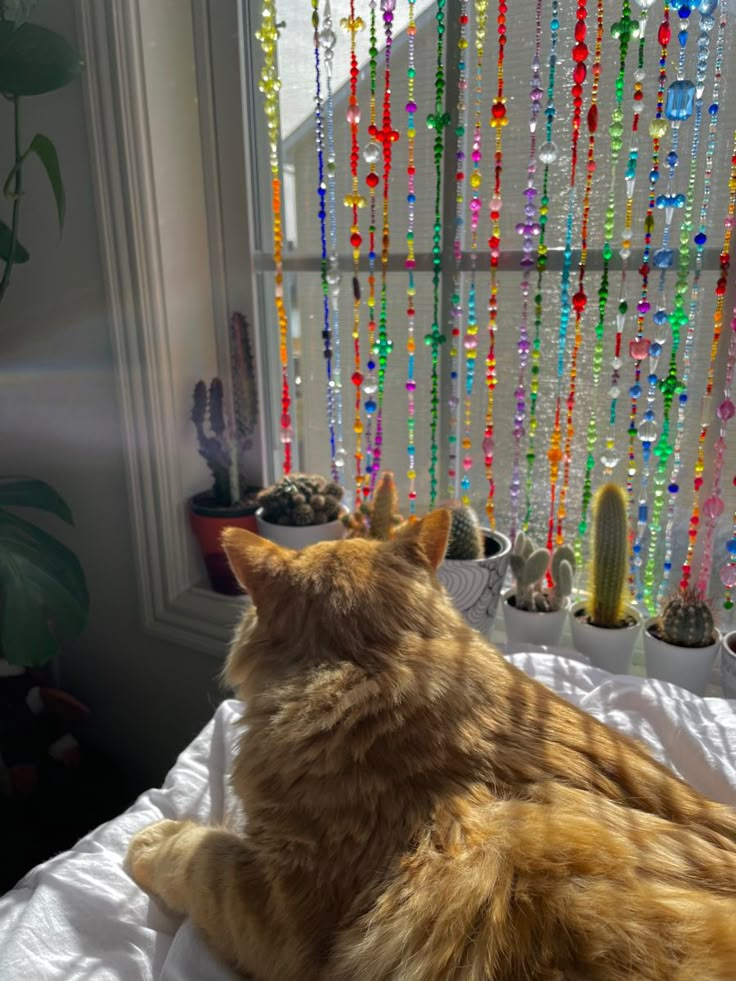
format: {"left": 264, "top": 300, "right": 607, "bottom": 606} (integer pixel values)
{"left": 221, "top": 510, "right": 461, "bottom": 698}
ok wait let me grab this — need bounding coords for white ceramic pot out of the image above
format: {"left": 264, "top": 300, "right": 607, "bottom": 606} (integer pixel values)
{"left": 720, "top": 630, "right": 736, "bottom": 699}
{"left": 437, "top": 529, "right": 511, "bottom": 637}
{"left": 501, "top": 589, "right": 569, "bottom": 648}
{"left": 255, "top": 507, "right": 347, "bottom": 549}
{"left": 643, "top": 617, "right": 720, "bottom": 696}
{"left": 569, "top": 599, "right": 642, "bottom": 675}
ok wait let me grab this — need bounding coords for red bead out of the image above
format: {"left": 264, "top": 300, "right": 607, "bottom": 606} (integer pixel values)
{"left": 366, "top": 172, "right": 379, "bottom": 188}
{"left": 351, "top": 371, "right": 363, "bottom": 386}
{"left": 587, "top": 104, "right": 598, "bottom": 132}
{"left": 658, "top": 22, "right": 671, "bottom": 46}
{"left": 694, "top": 477, "right": 703, "bottom": 490}
{"left": 573, "top": 42, "right": 588, "bottom": 62}
{"left": 350, "top": 232, "right": 362, "bottom": 248}
{"left": 574, "top": 19, "right": 587, "bottom": 41}
{"left": 573, "top": 62, "right": 587, "bottom": 84}
{"left": 572, "top": 291, "right": 587, "bottom": 312}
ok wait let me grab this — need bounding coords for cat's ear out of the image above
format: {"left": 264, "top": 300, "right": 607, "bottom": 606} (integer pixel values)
{"left": 393, "top": 509, "right": 451, "bottom": 571}
{"left": 221, "top": 527, "right": 289, "bottom": 602}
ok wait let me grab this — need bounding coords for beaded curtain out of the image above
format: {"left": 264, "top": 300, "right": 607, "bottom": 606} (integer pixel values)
{"left": 257, "top": 0, "right": 736, "bottom": 614}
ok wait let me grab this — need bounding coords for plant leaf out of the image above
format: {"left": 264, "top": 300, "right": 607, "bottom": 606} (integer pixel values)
{"left": 0, "top": 476, "right": 74, "bottom": 523}
{"left": 27, "top": 133, "right": 64, "bottom": 231}
{"left": 0, "top": 217, "right": 29, "bottom": 262}
{"left": 0, "top": 22, "right": 83, "bottom": 96}
{"left": 1, "top": 0, "right": 40, "bottom": 28}
{"left": 0, "top": 510, "right": 88, "bottom": 666}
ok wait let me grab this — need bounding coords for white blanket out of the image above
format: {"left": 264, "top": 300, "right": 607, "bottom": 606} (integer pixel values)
{"left": 1, "top": 652, "right": 734, "bottom": 981}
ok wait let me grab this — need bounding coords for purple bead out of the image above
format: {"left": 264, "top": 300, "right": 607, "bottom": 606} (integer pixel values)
{"left": 405, "top": 101, "right": 417, "bottom": 113}
{"left": 717, "top": 398, "right": 735, "bottom": 421}
{"left": 405, "top": 379, "right": 416, "bottom": 391}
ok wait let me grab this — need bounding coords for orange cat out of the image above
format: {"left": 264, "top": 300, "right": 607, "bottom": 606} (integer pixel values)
{"left": 128, "top": 511, "right": 736, "bottom": 980}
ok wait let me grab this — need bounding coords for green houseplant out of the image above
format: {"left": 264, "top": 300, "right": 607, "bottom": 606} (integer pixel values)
{"left": 643, "top": 586, "right": 720, "bottom": 695}
{"left": 189, "top": 312, "right": 262, "bottom": 595}
{"left": 256, "top": 472, "right": 346, "bottom": 549}
{"left": 502, "top": 533, "right": 575, "bottom": 648}
{"left": 0, "top": 2, "right": 88, "bottom": 669}
{"left": 569, "top": 482, "right": 641, "bottom": 674}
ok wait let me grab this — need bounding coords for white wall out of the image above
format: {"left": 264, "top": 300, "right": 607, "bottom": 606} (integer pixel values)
{"left": 0, "top": 0, "right": 225, "bottom": 789}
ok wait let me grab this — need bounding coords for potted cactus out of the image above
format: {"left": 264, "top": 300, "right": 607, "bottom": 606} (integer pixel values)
{"left": 569, "top": 482, "right": 642, "bottom": 674}
{"left": 342, "top": 471, "right": 404, "bottom": 540}
{"left": 644, "top": 587, "right": 720, "bottom": 695}
{"left": 189, "top": 313, "right": 261, "bottom": 594}
{"left": 501, "top": 533, "right": 575, "bottom": 648}
{"left": 434, "top": 502, "right": 511, "bottom": 637}
{"left": 255, "top": 473, "right": 346, "bottom": 549}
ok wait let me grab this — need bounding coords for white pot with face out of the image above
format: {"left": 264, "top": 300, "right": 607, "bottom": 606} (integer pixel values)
{"left": 643, "top": 617, "right": 720, "bottom": 696}
{"left": 569, "top": 599, "right": 642, "bottom": 675}
{"left": 437, "top": 530, "right": 511, "bottom": 638}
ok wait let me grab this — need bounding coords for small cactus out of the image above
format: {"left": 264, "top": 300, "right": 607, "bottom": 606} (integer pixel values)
{"left": 509, "top": 532, "right": 575, "bottom": 612}
{"left": 589, "top": 483, "right": 629, "bottom": 628}
{"left": 657, "top": 587, "right": 716, "bottom": 648}
{"left": 445, "top": 504, "right": 484, "bottom": 561}
{"left": 343, "top": 471, "right": 405, "bottom": 540}
{"left": 258, "top": 474, "right": 344, "bottom": 527}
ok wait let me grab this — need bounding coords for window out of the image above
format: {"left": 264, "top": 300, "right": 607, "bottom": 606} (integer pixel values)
{"left": 244, "top": 0, "right": 736, "bottom": 609}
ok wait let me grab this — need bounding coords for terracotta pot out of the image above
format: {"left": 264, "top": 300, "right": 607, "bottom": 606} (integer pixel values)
{"left": 569, "top": 598, "right": 642, "bottom": 675}
{"left": 501, "top": 589, "right": 569, "bottom": 648}
{"left": 643, "top": 617, "right": 720, "bottom": 696}
{"left": 188, "top": 492, "right": 259, "bottom": 595}
{"left": 436, "top": 529, "right": 511, "bottom": 637}
{"left": 255, "top": 506, "right": 348, "bottom": 549}
{"left": 720, "top": 630, "right": 736, "bottom": 699}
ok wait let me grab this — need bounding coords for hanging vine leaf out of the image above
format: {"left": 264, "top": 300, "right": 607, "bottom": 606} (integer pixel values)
{"left": 29, "top": 133, "right": 65, "bottom": 230}
{"left": 0, "top": 218, "right": 29, "bottom": 262}
{"left": 0, "top": 21, "right": 83, "bottom": 96}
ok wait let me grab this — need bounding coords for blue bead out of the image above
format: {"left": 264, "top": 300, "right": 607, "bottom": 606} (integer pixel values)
{"left": 630, "top": 384, "right": 641, "bottom": 398}
{"left": 653, "top": 248, "right": 674, "bottom": 269}
{"left": 678, "top": 29, "right": 688, "bottom": 47}
{"left": 644, "top": 409, "right": 655, "bottom": 421}
{"left": 653, "top": 309, "right": 669, "bottom": 325}
{"left": 708, "top": 103, "right": 718, "bottom": 115}
{"left": 550, "top": 17, "right": 559, "bottom": 29}
{"left": 407, "top": 444, "right": 415, "bottom": 454}
{"left": 664, "top": 561, "right": 672, "bottom": 571}
{"left": 666, "top": 151, "right": 679, "bottom": 167}
{"left": 650, "top": 169, "right": 659, "bottom": 183}
{"left": 668, "top": 483, "right": 679, "bottom": 493}
{"left": 650, "top": 342, "right": 663, "bottom": 356}
{"left": 407, "top": 193, "right": 416, "bottom": 203}
{"left": 648, "top": 373, "right": 658, "bottom": 385}
{"left": 364, "top": 399, "right": 377, "bottom": 414}
{"left": 461, "top": 477, "right": 470, "bottom": 490}
{"left": 665, "top": 79, "right": 696, "bottom": 121}
{"left": 697, "top": 0, "right": 718, "bottom": 14}
{"left": 367, "top": 360, "right": 376, "bottom": 371}
{"left": 368, "top": 251, "right": 376, "bottom": 261}
{"left": 678, "top": 4, "right": 691, "bottom": 16}
{"left": 679, "top": 392, "right": 688, "bottom": 404}
{"left": 638, "top": 504, "right": 648, "bottom": 522}
{"left": 727, "top": 539, "right": 736, "bottom": 556}
{"left": 694, "top": 231, "right": 707, "bottom": 245}
{"left": 633, "top": 543, "right": 641, "bottom": 554}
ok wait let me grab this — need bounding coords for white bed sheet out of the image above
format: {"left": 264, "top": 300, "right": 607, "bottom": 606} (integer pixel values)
{"left": 1, "top": 652, "right": 734, "bottom": 981}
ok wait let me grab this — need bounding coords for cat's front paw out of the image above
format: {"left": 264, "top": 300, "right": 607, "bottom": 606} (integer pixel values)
{"left": 127, "top": 818, "right": 185, "bottom": 893}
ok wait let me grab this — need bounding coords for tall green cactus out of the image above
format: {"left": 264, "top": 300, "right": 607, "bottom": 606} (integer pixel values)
{"left": 589, "top": 483, "right": 629, "bottom": 628}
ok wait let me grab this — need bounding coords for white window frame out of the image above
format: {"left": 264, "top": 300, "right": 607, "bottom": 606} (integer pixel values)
{"left": 75, "top": 0, "right": 266, "bottom": 656}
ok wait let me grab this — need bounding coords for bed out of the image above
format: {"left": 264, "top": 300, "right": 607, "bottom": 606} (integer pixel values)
{"left": 1, "top": 650, "right": 735, "bottom": 981}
